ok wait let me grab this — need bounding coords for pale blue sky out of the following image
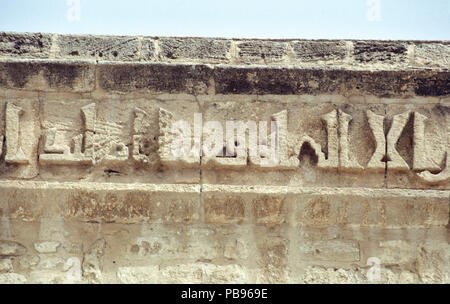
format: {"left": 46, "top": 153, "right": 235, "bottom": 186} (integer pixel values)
{"left": 0, "top": 0, "right": 449, "bottom": 39}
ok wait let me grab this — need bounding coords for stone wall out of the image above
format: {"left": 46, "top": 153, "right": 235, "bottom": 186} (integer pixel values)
{"left": 0, "top": 32, "right": 448, "bottom": 284}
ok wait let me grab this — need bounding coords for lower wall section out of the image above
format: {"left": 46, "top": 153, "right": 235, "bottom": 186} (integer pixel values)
{"left": 0, "top": 182, "right": 449, "bottom": 284}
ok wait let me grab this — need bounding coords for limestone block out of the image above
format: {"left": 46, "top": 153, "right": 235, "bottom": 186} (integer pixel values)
{"left": 127, "top": 225, "right": 222, "bottom": 262}
{"left": 416, "top": 241, "right": 450, "bottom": 284}
{"left": 414, "top": 43, "right": 450, "bottom": 68}
{"left": 38, "top": 256, "right": 65, "bottom": 269}
{"left": 370, "top": 240, "right": 417, "bottom": 265}
{"left": 141, "top": 38, "right": 156, "bottom": 61}
{"left": 18, "top": 254, "right": 40, "bottom": 269}
{"left": 204, "top": 194, "right": 246, "bottom": 224}
{"left": 291, "top": 188, "right": 449, "bottom": 228}
{"left": 29, "top": 270, "right": 65, "bottom": 284}
{"left": 291, "top": 40, "right": 347, "bottom": 62}
{"left": 255, "top": 236, "right": 289, "bottom": 283}
{"left": 0, "top": 61, "right": 95, "bottom": 92}
{"left": 0, "top": 259, "right": 13, "bottom": 273}
{"left": 0, "top": 99, "right": 40, "bottom": 179}
{"left": 252, "top": 195, "right": 286, "bottom": 225}
{"left": 0, "top": 273, "right": 27, "bottom": 284}
{"left": 117, "top": 263, "right": 247, "bottom": 284}
{"left": 0, "top": 32, "right": 52, "bottom": 58}
{"left": 58, "top": 35, "right": 140, "bottom": 61}
{"left": 34, "top": 241, "right": 61, "bottom": 254}
{"left": 82, "top": 239, "right": 106, "bottom": 284}
{"left": 0, "top": 240, "right": 27, "bottom": 257}
{"left": 117, "top": 266, "right": 159, "bottom": 284}
{"left": 223, "top": 239, "right": 250, "bottom": 260}
{"left": 160, "top": 263, "right": 247, "bottom": 284}
{"left": 300, "top": 266, "right": 365, "bottom": 284}
{"left": 298, "top": 240, "right": 360, "bottom": 262}
{"left": 236, "top": 40, "right": 289, "bottom": 64}
{"left": 97, "top": 63, "right": 212, "bottom": 94}
{"left": 354, "top": 41, "right": 408, "bottom": 64}
{"left": 159, "top": 38, "right": 231, "bottom": 63}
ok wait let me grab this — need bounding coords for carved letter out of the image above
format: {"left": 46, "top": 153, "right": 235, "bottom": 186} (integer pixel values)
{"left": 271, "top": 110, "right": 299, "bottom": 169}
{"left": 209, "top": 120, "right": 248, "bottom": 168}
{"left": 249, "top": 111, "right": 297, "bottom": 169}
{"left": 366, "top": 110, "right": 410, "bottom": 170}
{"left": 39, "top": 103, "right": 96, "bottom": 165}
{"left": 413, "top": 112, "right": 442, "bottom": 171}
{"left": 132, "top": 108, "right": 151, "bottom": 163}
{"left": 322, "top": 110, "right": 339, "bottom": 168}
{"left": 203, "top": 121, "right": 223, "bottom": 158}
{"left": 5, "top": 103, "right": 29, "bottom": 164}
{"left": 417, "top": 114, "right": 450, "bottom": 183}
{"left": 386, "top": 111, "right": 410, "bottom": 170}
{"left": 158, "top": 108, "right": 200, "bottom": 167}
{"left": 321, "top": 110, "right": 339, "bottom": 169}
{"left": 339, "top": 110, "right": 363, "bottom": 170}
{"left": 366, "top": 110, "right": 386, "bottom": 170}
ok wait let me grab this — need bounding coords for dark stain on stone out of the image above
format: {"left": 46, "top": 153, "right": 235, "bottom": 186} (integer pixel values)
{"left": 98, "top": 63, "right": 213, "bottom": 94}
{"left": 214, "top": 67, "right": 449, "bottom": 97}
{"left": 42, "top": 62, "right": 82, "bottom": 89}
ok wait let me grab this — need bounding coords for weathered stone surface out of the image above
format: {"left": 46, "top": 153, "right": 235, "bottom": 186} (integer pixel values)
{"left": 82, "top": 239, "right": 106, "bottom": 284}
{"left": 159, "top": 38, "right": 231, "bottom": 63}
{"left": 0, "top": 259, "right": 13, "bottom": 273}
{"left": 0, "top": 98, "right": 40, "bottom": 179}
{"left": 354, "top": 41, "right": 408, "bottom": 64}
{"left": 204, "top": 195, "right": 246, "bottom": 224}
{"left": 293, "top": 191, "right": 449, "bottom": 228}
{"left": 300, "top": 266, "right": 365, "bottom": 284}
{"left": 38, "top": 256, "right": 65, "bottom": 269}
{"left": 18, "top": 254, "right": 40, "bottom": 269}
{"left": 0, "top": 33, "right": 448, "bottom": 284}
{"left": 291, "top": 40, "right": 347, "bottom": 62}
{"left": 0, "top": 273, "right": 27, "bottom": 284}
{"left": 298, "top": 266, "right": 421, "bottom": 284}
{"left": 236, "top": 40, "right": 289, "bottom": 64}
{"left": 30, "top": 270, "right": 65, "bottom": 284}
{"left": 373, "top": 240, "right": 417, "bottom": 265}
{"left": 213, "top": 67, "right": 450, "bottom": 97}
{"left": 117, "top": 263, "right": 247, "bottom": 284}
{"left": 0, "top": 61, "right": 95, "bottom": 92}
{"left": 58, "top": 35, "right": 140, "bottom": 61}
{"left": 0, "top": 32, "right": 52, "bottom": 58}
{"left": 0, "top": 241, "right": 27, "bottom": 257}
{"left": 141, "top": 38, "right": 156, "bottom": 61}
{"left": 34, "top": 241, "right": 61, "bottom": 254}
{"left": 1, "top": 183, "right": 448, "bottom": 227}
{"left": 414, "top": 43, "right": 450, "bottom": 68}
{"left": 117, "top": 266, "right": 158, "bottom": 284}
{"left": 252, "top": 196, "right": 285, "bottom": 225}
{"left": 97, "top": 63, "right": 212, "bottom": 94}
{"left": 416, "top": 241, "right": 450, "bottom": 283}
{"left": 299, "top": 240, "right": 360, "bottom": 262}
{"left": 256, "top": 237, "right": 289, "bottom": 283}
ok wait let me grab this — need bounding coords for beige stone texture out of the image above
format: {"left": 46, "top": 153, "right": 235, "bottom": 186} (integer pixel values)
{"left": 0, "top": 33, "right": 448, "bottom": 284}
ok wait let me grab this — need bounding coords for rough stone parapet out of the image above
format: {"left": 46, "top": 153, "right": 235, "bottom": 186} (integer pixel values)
{"left": 1, "top": 32, "right": 449, "bottom": 69}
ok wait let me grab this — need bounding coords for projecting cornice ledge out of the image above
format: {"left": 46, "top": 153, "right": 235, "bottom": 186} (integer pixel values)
{"left": 0, "top": 59, "right": 448, "bottom": 97}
